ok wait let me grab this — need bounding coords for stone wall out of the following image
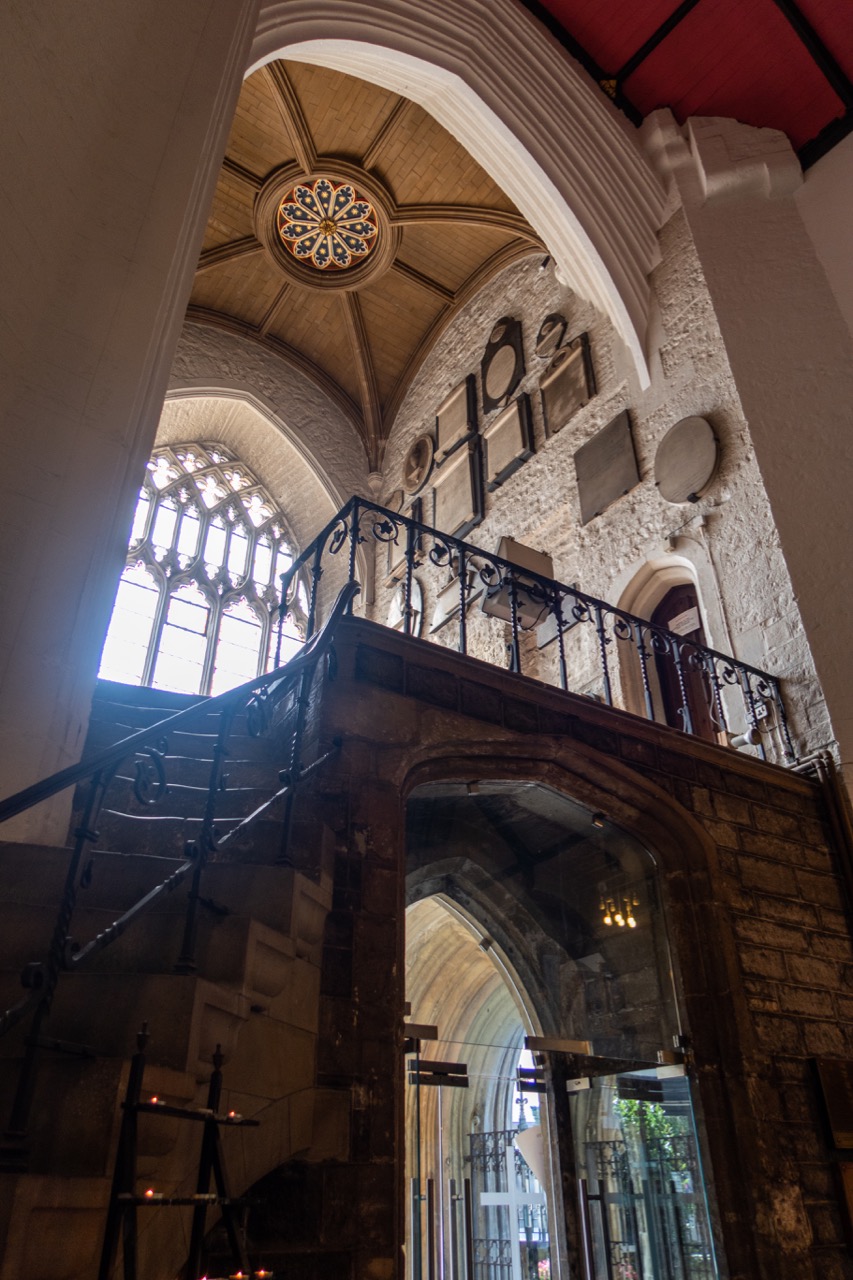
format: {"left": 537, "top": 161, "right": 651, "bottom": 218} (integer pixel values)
{"left": 297, "top": 618, "right": 853, "bottom": 1280}
{"left": 169, "top": 322, "right": 371, "bottom": 517}
{"left": 376, "top": 215, "right": 833, "bottom": 761}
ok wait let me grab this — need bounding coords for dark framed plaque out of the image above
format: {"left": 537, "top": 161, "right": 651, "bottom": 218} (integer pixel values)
{"left": 574, "top": 409, "right": 640, "bottom": 525}
{"left": 540, "top": 332, "right": 595, "bottom": 437}
{"left": 436, "top": 376, "right": 477, "bottom": 463}
{"left": 429, "top": 558, "right": 489, "bottom": 633}
{"left": 536, "top": 586, "right": 581, "bottom": 649}
{"left": 816, "top": 1058, "right": 853, "bottom": 1148}
{"left": 654, "top": 415, "right": 719, "bottom": 504}
{"left": 387, "top": 577, "right": 424, "bottom": 636}
{"left": 402, "top": 434, "right": 435, "bottom": 495}
{"left": 385, "top": 494, "right": 422, "bottom": 585}
{"left": 432, "top": 439, "right": 483, "bottom": 538}
{"left": 535, "top": 312, "right": 567, "bottom": 359}
{"left": 481, "top": 316, "right": 524, "bottom": 414}
{"left": 482, "top": 394, "right": 534, "bottom": 491}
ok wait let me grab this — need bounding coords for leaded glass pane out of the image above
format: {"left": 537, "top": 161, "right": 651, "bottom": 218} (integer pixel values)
{"left": 99, "top": 564, "right": 159, "bottom": 685}
{"left": 151, "top": 496, "right": 178, "bottom": 558}
{"left": 176, "top": 506, "right": 201, "bottom": 564}
{"left": 129, "top": 489, "right": 151, "bottom": 546}
{"left": 228, "top": 524, "right": 249, "bottom": 581}
{"left": 253, "top": 537, "right": 273, "bottom": 589}
{"left": 204, "top": 516, "right": 227, "bottom": 571}
{"left": 210, "top": 600, "right": 263, "bottom": 696}
{"left": 101, "top": 441, "right": 299, "bottom": 694}
{"left": 152, "top": 585, "right": 210, "bottom": 693}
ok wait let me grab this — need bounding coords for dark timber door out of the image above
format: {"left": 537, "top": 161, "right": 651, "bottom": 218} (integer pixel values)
{"left": 650, "top": 586, "right": 717, "bottom": 743}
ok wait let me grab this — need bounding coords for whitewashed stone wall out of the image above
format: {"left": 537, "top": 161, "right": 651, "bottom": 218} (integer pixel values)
{"left": 155, "top": 395, "right": 337, "bottom": 555}
{"left": 170, "top": 323, "right": 370, "bottom": 519}
{"left": 377, "top": 215, "right": 832, "bottom": 762}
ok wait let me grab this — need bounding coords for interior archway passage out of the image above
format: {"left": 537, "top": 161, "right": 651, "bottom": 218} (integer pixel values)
{"left": 405, "top": 780, "right": 719, "bottom": 1280}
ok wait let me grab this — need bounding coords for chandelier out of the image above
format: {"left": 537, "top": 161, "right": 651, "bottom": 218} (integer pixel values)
{"left": 599, "top": 891, "right": 639, "bottom": 929}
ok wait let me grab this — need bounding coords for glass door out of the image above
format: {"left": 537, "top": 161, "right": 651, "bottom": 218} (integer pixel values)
{"left": 405, "top": 781, "right": 720, "bottom": 1280}
{"left": 573, "top": 1068, "right": 716, "bottom": 1280}
{"left": 406, "top": 1033, "right": 553, "bottom": 1280}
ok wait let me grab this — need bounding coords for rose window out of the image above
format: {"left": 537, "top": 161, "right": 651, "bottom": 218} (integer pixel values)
{"left": 276, "top": 177, "right": 378, "bottom": 271}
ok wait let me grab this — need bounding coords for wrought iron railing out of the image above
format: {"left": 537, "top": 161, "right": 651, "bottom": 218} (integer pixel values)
{"left": 280, "top": 496, "right": 797, "bottom": 763}
{"left": 0, "top": 582, "right": 358, "bottom": 1154}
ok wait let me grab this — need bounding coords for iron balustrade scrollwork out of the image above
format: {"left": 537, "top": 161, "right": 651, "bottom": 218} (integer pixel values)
{"left": 275, "top": 495, "right": 797, "bottom": 763}
{"left": 0, "top": 582, "right": 358, "bottom": 1155}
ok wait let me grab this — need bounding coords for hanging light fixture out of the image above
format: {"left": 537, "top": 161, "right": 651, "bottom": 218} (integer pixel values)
{"left": 599, "top": 888, "right": 640, "bottom": 929}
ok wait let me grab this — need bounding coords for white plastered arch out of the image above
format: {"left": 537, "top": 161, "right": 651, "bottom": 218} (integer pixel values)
{"left": 251, "top": 0, "right": 667, "bottom": 388}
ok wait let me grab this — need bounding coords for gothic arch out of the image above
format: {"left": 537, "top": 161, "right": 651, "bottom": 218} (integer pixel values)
{"left": 398, "top": 739, "right": 741, "bottom": 1057}
{"left": 250, "top": 0, "right": 668, "bottom": 387}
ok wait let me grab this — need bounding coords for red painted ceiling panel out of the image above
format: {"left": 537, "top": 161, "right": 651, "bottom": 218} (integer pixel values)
{"left": 622, "top": 0, "right": 845, "bottom": 147}
{"left": 799, "top": 0, "right": 853, "bottom": 77}
{"left": 534, "top": 0, "right": 684, "bottom": 72}
{"left": 527, "top": 0, "right": 851, "bottom": 153}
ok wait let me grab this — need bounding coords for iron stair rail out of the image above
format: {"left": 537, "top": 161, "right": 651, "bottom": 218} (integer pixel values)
{"left": 0, "top": 581, "right": 358, "bottom": 1156}
{"left": 277, "top": 495, "right": 798, "bottom": 763}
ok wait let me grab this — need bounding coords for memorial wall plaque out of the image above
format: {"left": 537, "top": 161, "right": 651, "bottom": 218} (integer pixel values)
{"left": 574, "top": 409, "right": 639, "bottom": 525}
{"left": 387, "top": 577, "right": 424, "bottom": 636}
{"left": 432, "top": 439, "right": 483, "bottom": 538}
{"left": 402, "top": 434, "right": 434, "bottom": 494}
{"left": 481, "top": 316, "right": 525, "bottom": 413}
{"left": 482, "top": 394, "right": 534, "bottom": 490}
{"left": 536, "top": 586, "right": 581, "bottom": 649}
{"left": 540, "top": 333, "right": 595, "bottom": 437}
{"left": 429, "top": 560, "right": 488, "bottom": 633}
{"left": 435, "top": 375, "right": 477, "bottom": 463}
{"left": 535, "top": 312, "right": 567, "bottom": 359}
{"left": 654, "top": 415, "right": 719, "bottom": 503}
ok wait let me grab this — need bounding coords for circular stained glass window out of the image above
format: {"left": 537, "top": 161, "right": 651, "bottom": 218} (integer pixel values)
{"left": 277, "top": 177, "right": 379, "bottom": 271}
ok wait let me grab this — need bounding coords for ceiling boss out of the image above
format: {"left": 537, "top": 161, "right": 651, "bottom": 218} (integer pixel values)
{"left": 277, "top": 177, "right": 379, "bottom": 271}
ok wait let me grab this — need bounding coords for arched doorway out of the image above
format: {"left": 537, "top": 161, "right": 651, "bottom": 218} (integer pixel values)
{"left": 405, "top": 780, "right": 719, "bottom": 1280}
{"left": 650, "top": 585, "right": 718, "bottom": 743}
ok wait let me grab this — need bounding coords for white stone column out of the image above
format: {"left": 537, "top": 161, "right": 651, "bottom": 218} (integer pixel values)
{"left": 0, "top": 0, "right": 259, "bottom": 840}
{"left": 644, "top": 111, "right": 853, "bottom": 781}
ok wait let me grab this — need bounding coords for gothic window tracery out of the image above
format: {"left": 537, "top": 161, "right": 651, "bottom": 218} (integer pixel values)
{"left": 99, "top": 442, "right": 307, "bottom": 694}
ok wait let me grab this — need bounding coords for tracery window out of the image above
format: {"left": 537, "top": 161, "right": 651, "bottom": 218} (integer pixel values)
{"left": 99, "top": 442, "right": 307, "bottom": 695}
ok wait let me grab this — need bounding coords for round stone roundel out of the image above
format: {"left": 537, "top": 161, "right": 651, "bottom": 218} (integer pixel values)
{"left": 277, "top": 177, "right": 379, "bottom": 271}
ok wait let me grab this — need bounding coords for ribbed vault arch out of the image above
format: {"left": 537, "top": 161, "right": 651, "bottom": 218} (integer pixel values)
{"left": 251, "top": 0, "right": 668, "bottom": 387}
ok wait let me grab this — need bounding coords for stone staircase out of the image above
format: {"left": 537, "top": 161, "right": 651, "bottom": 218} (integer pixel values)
{"left": 0, "top": 679, "right": 332, "bottom": 1280}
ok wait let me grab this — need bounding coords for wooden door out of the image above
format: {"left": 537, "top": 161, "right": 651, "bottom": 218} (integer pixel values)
{"left": 650, "top": 585, "right": 718, "bottom": 742}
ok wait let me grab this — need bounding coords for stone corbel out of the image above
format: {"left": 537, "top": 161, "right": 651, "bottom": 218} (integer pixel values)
{"left": 642, "top": 108, "right": 802, "bottom": 208}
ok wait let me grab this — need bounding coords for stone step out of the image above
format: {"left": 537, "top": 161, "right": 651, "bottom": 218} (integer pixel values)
{"left": 0, "top": 846, "right": 329, "bottom": 1023}
{"left": 81, "top": 721, "right": 285, "bottom": 766}
{"left": 91, "top": 811, "right": 287, "bottom": 860}
{"left": 100, "top": 771, "right": 281, "bottom": 816}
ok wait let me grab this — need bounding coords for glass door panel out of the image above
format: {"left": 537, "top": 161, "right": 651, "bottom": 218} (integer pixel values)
{"left": 572, "top": 1070, "right": 716, "bottom": 1280}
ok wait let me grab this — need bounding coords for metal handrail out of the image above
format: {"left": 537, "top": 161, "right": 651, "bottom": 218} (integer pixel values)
{"left": 0, "top": 582, "right": 358, "bottom": 1152}
{"left": 278, "top": 496, "right": 797, "bottom": 763}
{"left": 0, "top": 583, "right": 356, "bottom": 827}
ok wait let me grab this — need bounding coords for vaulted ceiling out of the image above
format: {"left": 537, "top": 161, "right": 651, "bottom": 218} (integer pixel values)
{"left": 189, "top": 60, "right": 543, "bottom": 470}
{"left": 190, "top": 5, "right": 852, "bottom": 471}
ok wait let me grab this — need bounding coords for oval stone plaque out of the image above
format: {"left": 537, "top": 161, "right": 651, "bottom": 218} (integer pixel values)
{"left": 655, "top": 416, "right": 719, "bottom": 503}
{"left": 402, "top": 434, "right": 434, "bottom": 494}
{"left": 485, "top": 344, "right": 517, "bottom": 402}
